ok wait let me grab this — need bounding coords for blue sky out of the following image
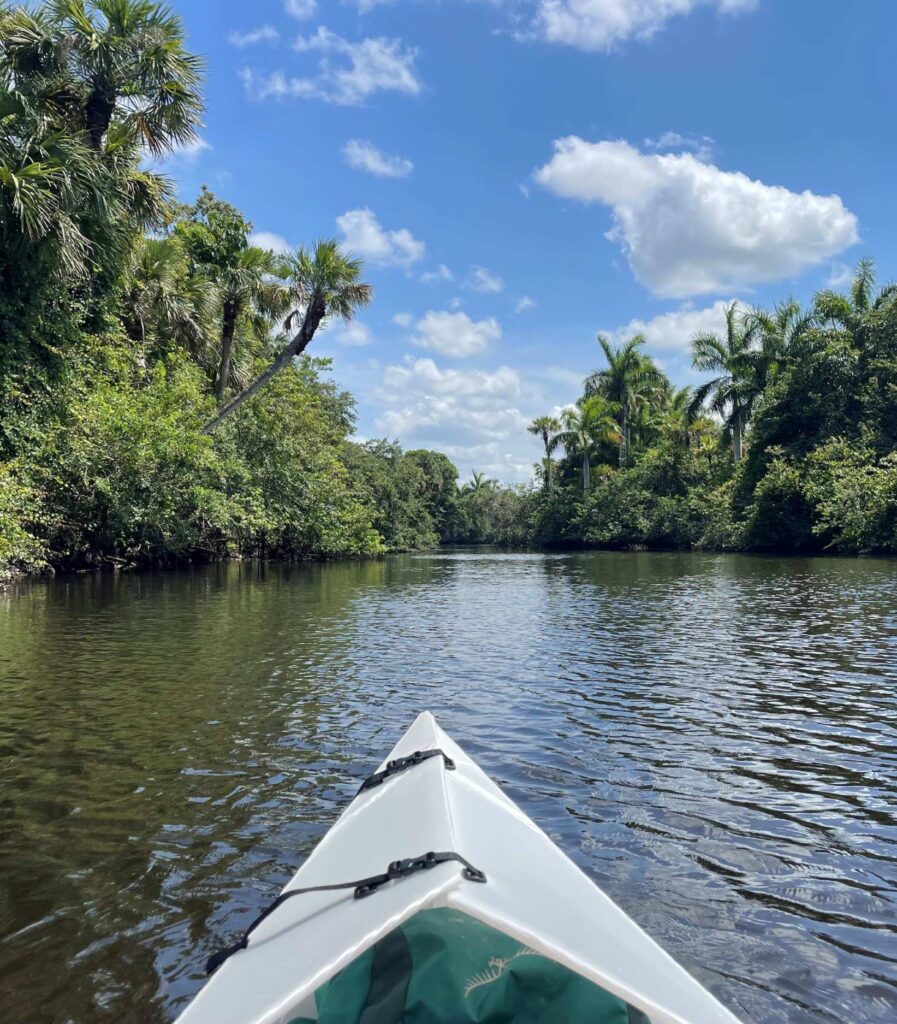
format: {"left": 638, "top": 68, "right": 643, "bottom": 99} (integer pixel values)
{"left": 164, "top": 0, "right": 897, "bottom": 482}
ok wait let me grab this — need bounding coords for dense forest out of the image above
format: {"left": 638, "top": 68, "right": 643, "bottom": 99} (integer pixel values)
{"left": 1, "top": 1, "right": 895, "bottom": 582}
{"left": 484, "top": 268, "right": 897, "bottom": 555}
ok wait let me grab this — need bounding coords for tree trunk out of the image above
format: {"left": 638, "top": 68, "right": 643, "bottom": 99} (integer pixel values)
{"left": 85, "top": 88, "right": 115, "bottom": 151}
{"left": 544, "top": 443, "right": 552, "bottom": 493}
{"left": 216, "top": 302, "right": 238, "bottom": 404}
{"left": 733, "top": 413, "right": 743, "bottom": 462}
{"left": 582, "top": 453, "right": 591, "bottom": 496}
{"left": 203, "top": 294, "right": 326, "bottom": 433}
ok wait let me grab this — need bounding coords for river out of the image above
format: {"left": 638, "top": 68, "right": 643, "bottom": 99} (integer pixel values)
{"left": 1, "top": 551, "right": 896, "bottom": 1023}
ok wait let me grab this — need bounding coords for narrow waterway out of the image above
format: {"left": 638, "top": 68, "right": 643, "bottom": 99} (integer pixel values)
{"left": 1, "top": 551, "right": 895, "bottom": 1023}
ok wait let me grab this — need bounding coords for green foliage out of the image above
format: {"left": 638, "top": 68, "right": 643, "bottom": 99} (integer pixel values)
{"left": 0, "top": 461, "right": 45, "bottom": 575}
{"left": 804, "top": 439, "right": 897, "bottom": 553}
{"left": 0, "top": 2, "right": 447, "bottom": 577}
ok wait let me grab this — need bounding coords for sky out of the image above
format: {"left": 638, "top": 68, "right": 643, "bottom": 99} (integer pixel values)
{"left": 164, "top": 0, "right": 897, "bottom": 483}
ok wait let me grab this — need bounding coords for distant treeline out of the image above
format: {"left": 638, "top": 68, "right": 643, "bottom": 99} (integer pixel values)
{"left": 464, "top": 267, "right": 897, "bottom": 555}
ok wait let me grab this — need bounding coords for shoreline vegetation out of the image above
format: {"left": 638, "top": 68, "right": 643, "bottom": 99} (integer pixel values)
{"left": 2, "top": 3, "right": 896, "bottom": 584}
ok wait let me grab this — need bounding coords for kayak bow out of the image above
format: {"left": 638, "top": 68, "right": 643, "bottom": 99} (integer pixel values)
{"left": 176, "top": 712, "right": 743, "bottom": 1024}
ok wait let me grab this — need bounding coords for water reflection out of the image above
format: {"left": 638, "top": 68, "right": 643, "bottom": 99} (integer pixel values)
{"left": 1, "top": 552, "right": 896, "bottom": 1023}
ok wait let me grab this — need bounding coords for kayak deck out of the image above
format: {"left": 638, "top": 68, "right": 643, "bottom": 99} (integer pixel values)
{"left": 176, "top": 712, "right": 743, "bottom": 1024}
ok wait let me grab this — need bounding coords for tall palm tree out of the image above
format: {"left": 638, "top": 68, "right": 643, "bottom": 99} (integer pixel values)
{"left": 743, "top": 299, "right": 814, "bottom": 381}
{"left": 585, "top": 334, "right": 663, "bottom": 465}
{"left": 203, "top": 240, "right": 372, "bottom": 432}
{"left": 463, "top": 471, "right": 496, "bottom": 494}
{"left": 690, "top": 301, "right": 770, "bottom": 462}
{"left": 37, "top": 0, "right": 205, "bottom": 154}
{"left": 813, "top": 258, "right": 897, "bottom": 351}
{"left": 212, "top": 245, "right": 287, "bottom": 402}
{"left": 553, "top": 396, "right": 620, "bottom": 496}
{"left": 527, "top": 415, "right": 560, "bottom": 492}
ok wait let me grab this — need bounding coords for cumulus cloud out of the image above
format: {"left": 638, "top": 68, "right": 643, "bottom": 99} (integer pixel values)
{"left": 535, "top": 137, "right": 859, "bottom": 297}
{"left": 365, "top": 355, "right": 591, "bottom": 484}
{"left": 329, "top": 321, "right": 374, "bottom": 347}
{"left": 284, "top": 0, "right": 316, "bottom": 18}
{"left": 343, "top": 139, "right": 413, "bottom": 178}
{"left": 530, "top": 0, "right": 757, "bottom": 52}
{"left": 392, "top": 312, "right": 414, "bottom": 328}
{"left": 229, "top": 25, "right": 280, "bottom": 47}
{"left": 603, "top": 299, "right": 741, "bottom": 355}
{"left": 249, "top": 230, "right": 291, "bottom": 254}
{"left": 419, "top": 264, "right": 454, "bottom": 284}
{"left": 239, "top": 28, "right": 420, "bottom": 105}
{"left": 465, "top": 265, "right": 504, "bottom": 293}
{"left": 374, "top": 358, "right": 534, "bottom": 480}
{"left": 644, "top": 130, "right": 714, "bottom": 160}
{"left": 826, "top": 262, "right": 854, "bottom": 289}
{"left": 410, "top": 310, "right": 502, "bottom": 357}
{"left": 337, "top": 207, "right": 424, "bottom": 267}
{"left": 515, "top": 295, "right": 537, "bottom": 313}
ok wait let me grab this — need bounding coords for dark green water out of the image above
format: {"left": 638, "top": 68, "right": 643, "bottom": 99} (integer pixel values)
{"left": 1, "top": 551, "right": 896, "bottom": 1024}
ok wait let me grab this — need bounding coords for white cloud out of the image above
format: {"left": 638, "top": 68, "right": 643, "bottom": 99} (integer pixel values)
{"left": 342, "top": 139, "right": 413, "bottom": 178}
{"left": 530, "top": 0, "right": 757, "bottom": 52}
{"left": 603, "top": 299, "right": 740, "bottom": 355}
{"left": 364, "top": 355, "right": 592, "bottom": 484}
{"left": 644, "top": 130, "right": 714, "bottom": 161}
{"left": 449, "top": 296, "right": 463, "bottom": 310}
{"left": 331, "top": 321, "right": 374, "bottom": 347}
{"left": 515, "top": 295, "right": 537, "bottom": 313}
{"left": 249, "top": 230, "right": 291, "bottom": 254}
{"left": 419, "top": 263, "right": 454, "bottom": 284}
{"left": 374, "top": 358, "right": 534, "bottom": 480}
{"left": 336, "top": 208, "right": 424, "bottom": 267}
{"left": 535, "top": 137, "right": 859, "bottom": 298}
{"left": 392, "top": 312, "right": 414, "bottom": 328}
{"left": 825, "top": 262, "right": 853, "bottom": 289}
{"left": 229, "top": 25, "right": 280, "bottom": 47}
{"left": 410, "top": 310, "right": 502, "bottom": 357}
{"left": 284, "top": 0, "right": 316, "bottom": 18}
{"left": 466, "top": 265, "right": 504, "bottom": 293}
{"left": 238, "top": 27, "right": 421, "bottom": 106}
{"left": 164, "top": 135, "right": 211, "bottom": 162}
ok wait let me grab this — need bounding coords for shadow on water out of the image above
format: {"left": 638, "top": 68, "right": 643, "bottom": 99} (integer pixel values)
{"left": 1, "top": 552, "right": 896, "bottom": 1023}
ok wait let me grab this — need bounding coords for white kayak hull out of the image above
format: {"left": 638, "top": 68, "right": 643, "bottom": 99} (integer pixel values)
{"left": 176, "top": 712, "right": 743, "bottom": 1024}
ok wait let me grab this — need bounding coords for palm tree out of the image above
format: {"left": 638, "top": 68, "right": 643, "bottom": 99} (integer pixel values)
{"left": 212, "top": 245, "right": 287, "bottom": 402}
{"left": 38, "top": 0, "right": 205, "bottom": 155}
{"left": 463, "top": 471, "right": 496, "bottom": 494}
{"left": 1, "top": 3, "right": 180, "bottom": 283}
{"left": 813, "top": 258, "right": 897, "bottom": 351}
{"left": 743, "top": 299, "right": 814, "bottom": 381}
{"left": 553, "top": 396, "right": 620, "bottom": 496}
{"left": 585, "top": 334, "right": 663, "bottom": 465}
{"left": 203, "top": 240, "right": 372, "bottom": 432}
{"left": 527, "top": 415, "right": 560, "bottom": 492}
{"left": 123, "top": 234, "right": 214, "bottom": 358}
{"left": 689, "top": 302, "right": 760, "bottom": 461}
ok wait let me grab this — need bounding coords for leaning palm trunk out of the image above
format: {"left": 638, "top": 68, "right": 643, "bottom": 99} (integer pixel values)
{"left": 203, "top": 294, "right": 325, "bottom": 433}
{"left": 582, "top": 453, "right": 591, "bottom": 496}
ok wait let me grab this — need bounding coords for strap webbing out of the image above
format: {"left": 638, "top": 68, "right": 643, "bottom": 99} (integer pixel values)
{"left": 356, "top": 748, "right": 455, "bottom": 796}
{"left": 205, "top": 851, "right": 486, "bottom": 975}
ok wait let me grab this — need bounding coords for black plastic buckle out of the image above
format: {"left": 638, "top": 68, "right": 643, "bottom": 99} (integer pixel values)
{"left": 354, "top": 851, "right": 485, "bottom": 899}
{"left": 356, "top": 749, "right": 456, "bottom": 796}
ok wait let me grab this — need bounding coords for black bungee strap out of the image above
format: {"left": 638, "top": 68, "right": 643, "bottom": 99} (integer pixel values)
{"left": 205, "top": 850, "right": 486, "bottom": 975}
{"left": 356, "top": 748, "right": 455, "bottom": 796}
